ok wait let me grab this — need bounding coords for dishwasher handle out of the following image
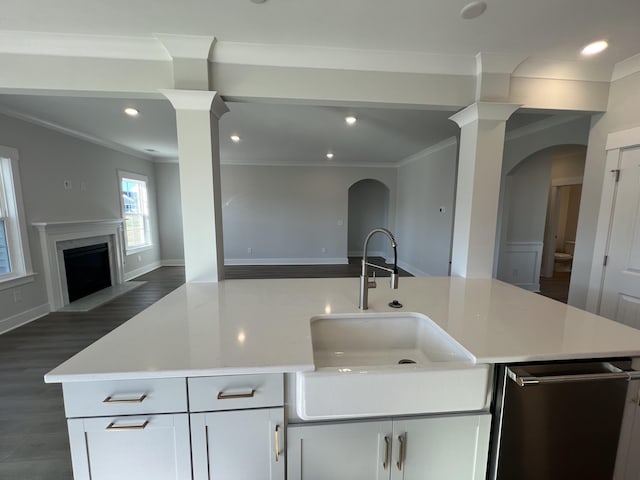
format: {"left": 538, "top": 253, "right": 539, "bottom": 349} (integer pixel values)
{"left": 507, "top": 362, "right": 640, "bottom": 387}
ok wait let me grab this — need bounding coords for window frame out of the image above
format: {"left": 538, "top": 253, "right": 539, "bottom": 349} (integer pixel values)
{"left": 117, "top": 170, "right": 153, "bottom": 254}
{"left": 0, "top": 145, "right": 34, "bottom": 290}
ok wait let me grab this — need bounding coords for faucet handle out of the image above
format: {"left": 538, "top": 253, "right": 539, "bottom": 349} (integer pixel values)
{"left": 368, "top": 271, "right": 377, "bottom": 289}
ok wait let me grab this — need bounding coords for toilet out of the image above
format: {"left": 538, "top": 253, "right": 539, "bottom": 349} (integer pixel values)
{"left": 554, "top": 241, "right": 575, "bottom": 272}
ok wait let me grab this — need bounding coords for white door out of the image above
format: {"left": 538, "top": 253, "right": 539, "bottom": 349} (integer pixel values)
{"left": 600, "top": 147, "right": 640, "bottom": 328}
{"left": 391, "top": 413, "right": 491, "bottom": 480}
{"left": 191, "top": 407, "right": 284, "bottom": 480}
{"left": 287, "top": 420, "right": 392, "bottom": 480}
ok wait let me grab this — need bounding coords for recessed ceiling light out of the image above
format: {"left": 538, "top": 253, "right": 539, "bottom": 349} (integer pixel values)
{"left": 230, "top": 135, "right": 241, "bottom": 143}
{"left": 345, "top": 116, "right": 357, "bottom": 125}
{"left": 124, "top": 107, "right": 139, "bottom": 117}
{"left": 460, "top": 1, "right": 487, "bottom": 19}
{"left": 581, "top": 40, "right": 608, "bottom": 56}
{"left": 326, "top": 152, "right": 334, "bottom": 159}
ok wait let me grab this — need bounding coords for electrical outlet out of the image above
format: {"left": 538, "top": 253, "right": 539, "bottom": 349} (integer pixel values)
{"left": 321, "top": 247, "right": 327, "bottom": 254}
{"left": 337, "top": 219, "right": 344, "bottom": 226}
{"left": 247, "top": 247, "right": 252, "bottom": 255}
{"left": 137, "top": 255, "right": 142, "bottom": 262}
{"left": 80, "top": 181, "right": 87, "bottom": 191}
{"left": 63, "top": 180, "right": 72, "bottom": 190}
{"left": 13, "top": 290, "right": 22, "bottom": 303}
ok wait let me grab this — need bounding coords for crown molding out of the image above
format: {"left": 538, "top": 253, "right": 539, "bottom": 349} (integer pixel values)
{"left": 396, "top": 137, "right": 457, "bottom": 167}
{"left": 450, "top": 102, "right": 521, "bottom": 127}
{"left": 505, "top": 113, "right": 584, "bottom": 142}
{"left": 0, "top": 105, "right": 153, "bottom": 161}
{"left": 220, "top": 159, "right": 398, "bottom": 168}
{"left": 512, "top": 57, "right": 614, "bottom": 82}
{"left": 612, "top": 53, "right": 640, "bottom": 82}
{"left": 0, "top": 30, "right": 169, "bottom": 61}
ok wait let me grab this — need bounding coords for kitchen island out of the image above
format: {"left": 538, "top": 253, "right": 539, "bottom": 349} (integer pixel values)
{"left": 45, "top": 277, "right": 640, "bottom": 479}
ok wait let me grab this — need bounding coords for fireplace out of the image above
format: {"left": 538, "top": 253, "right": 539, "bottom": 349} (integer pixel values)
{"left": 63, "top": 243, "right": 112, "bottom": 302}
{"left": 33, "top": 220, "right": 125, "bottom": 310}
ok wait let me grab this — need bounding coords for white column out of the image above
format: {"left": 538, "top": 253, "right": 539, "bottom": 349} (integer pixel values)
{"left": 449, "top": 102, "right": 520, "bottom": 278}
{"left": 161, "top": 89, "right": 229, "bottom": 282}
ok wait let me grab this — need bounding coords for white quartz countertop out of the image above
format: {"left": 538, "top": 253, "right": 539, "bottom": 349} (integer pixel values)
{"left": 45, "top": 277, "right": 640, "bottom": 383}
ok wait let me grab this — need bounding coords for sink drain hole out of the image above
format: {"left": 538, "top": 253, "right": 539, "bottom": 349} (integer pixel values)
{"left": 398, "top": 359, "right": 416, "bottom": 364}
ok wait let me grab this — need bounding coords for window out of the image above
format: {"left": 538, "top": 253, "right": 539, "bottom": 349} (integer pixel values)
{"left": 0, "top": 146, "right": 32, "bottom": 285}
{"left": 118, "top": 171, "right": 152, "bottom": 252}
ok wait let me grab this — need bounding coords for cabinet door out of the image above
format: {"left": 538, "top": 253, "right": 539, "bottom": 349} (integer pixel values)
{"left": 391, "top": 413, "right": 491, "bottom": 480}
{"left": 191, "top": 407, "right": 284, "bottom": 480}
{"left": 287, "top": 420, "right": 392, "bottom": 480}
{"left": 67, "top": 414, "right": 191, "bottom": 480}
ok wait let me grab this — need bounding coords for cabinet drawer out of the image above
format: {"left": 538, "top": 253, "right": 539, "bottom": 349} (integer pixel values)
{"left": 62, "top": 378, "right": 187, "bottom": 418}
{"left": 188, "top": 374, "right": 283, "bottom": 412}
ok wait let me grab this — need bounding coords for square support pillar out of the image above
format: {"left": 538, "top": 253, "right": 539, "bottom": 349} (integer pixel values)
{"left": 162, "top": 89, "right": 229, "bottom": 282}
{"left": 449, "top": 102, "right": 520, "bottom": 278}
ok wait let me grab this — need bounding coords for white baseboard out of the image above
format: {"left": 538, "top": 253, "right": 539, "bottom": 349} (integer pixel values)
{"left": 124, "top": 260, "right": 162, "bottom": 281}
{"left": 0, "top": 303, "right": 50, "bottom": 335}
{"left": 348, "top": 250, "right": 387, "bottom": 258}
{"left": 161, "top": 259, "right": 185, "bottom": 267}
{"left": 225, "top": 257, "right": 348, "bottom": 266}
{"left": 397, "top": 261, "right": 431, "bottom": 277}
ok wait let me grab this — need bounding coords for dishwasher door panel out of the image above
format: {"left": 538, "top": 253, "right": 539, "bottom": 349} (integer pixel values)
{"left": 492, "top": 362, "right": 630, "bottom": 480}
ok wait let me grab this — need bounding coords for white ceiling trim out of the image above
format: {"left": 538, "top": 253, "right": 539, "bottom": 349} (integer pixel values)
{"left": 511, "top": 57, "right": 614, "bottom": 82}
{"left": 505, "top": 113, "right": 584, "bottom": 142}
{"left": 0, "top": 105, "right": 153, "bottom": 161}
{"left": 0, "top": 30, "right": 170, "bottom": 61}
{"left": 213, "top": 41, "right": 476, "bottom": 76}
{"left": 396, "top": 137, "right": 458, "bottom": 168}
{"left": 611, "top": 53, "right": 640, "bottom": 82}
{"left": 220, "top": 159, "right": 398, "bottom": 168}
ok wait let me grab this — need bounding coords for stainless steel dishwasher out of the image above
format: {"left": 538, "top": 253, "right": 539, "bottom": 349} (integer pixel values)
{"left": 489, "top": 360, "right": 640, "bottom": 480}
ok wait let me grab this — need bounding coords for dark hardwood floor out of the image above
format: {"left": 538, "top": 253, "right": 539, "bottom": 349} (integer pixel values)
{"left": 0, "top": 260, "right": 409, "bottom": 479}
{"left": 538, "top": 271, "right": 572, "bottom": 304}
{"left": 0, "top": 267, "right": 186, "bottom": 480}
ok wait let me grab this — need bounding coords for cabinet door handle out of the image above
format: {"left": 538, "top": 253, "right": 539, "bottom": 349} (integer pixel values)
{"left": 383, "top": 435, "right": 391, "bottom": 470}
{"left": 103, "top": 394, "right": 147, "bottom": 404}
{"left": 217, "top": 389, "right": 256, "bottom": 400}
{"left": 274, "top": 425, "right": 281, "bottom": 462}
{"left": 396, "top": 433, "right": 406, "bottom": 471}
{"left": 106, "top": 420, "right": 149, "bottom": 431}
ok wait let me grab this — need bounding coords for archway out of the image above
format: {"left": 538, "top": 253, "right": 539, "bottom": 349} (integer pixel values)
{"left": 496, "top": 144, "right": 586, "bottom": 297}
{"left": 347, "top": 179, "right": 390, "bottom": 258}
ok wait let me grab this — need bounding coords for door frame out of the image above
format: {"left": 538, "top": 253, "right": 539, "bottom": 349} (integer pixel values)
{"left": 586, "top": 125, "right": 640, "bottom": 313}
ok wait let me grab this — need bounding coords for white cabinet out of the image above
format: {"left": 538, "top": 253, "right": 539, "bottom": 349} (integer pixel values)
{"left": 287, "top": 413, "right": 490, "bottom": 480}
{"left": 63, "top": 377, "right": 191, "bottom": 480}
{"left": 191, "top": 407, "right": 284, "bottom": 480}
{"left": 188, "top": 374, "right": 285, "bottom": 480}
{"left": 67, "top": 414, "right": 192, "bottom": 480}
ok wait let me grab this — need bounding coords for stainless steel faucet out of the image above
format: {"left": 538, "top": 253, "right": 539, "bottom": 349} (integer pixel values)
{"left": 359, "top": 227, "right": 399, "bottom": 310}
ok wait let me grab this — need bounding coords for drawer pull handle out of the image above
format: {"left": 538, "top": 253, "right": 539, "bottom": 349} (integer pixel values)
{"left": 217, "top": 389, "right": 256, "bottom": 400}
{"left": 106, "top": 420, "right": 149, "bottom": 431}
{"left": 103, "top": 394, "right": 147, "bottom": 404}
{"left": 274, "top": 425, "right": 281, "bottom": 462}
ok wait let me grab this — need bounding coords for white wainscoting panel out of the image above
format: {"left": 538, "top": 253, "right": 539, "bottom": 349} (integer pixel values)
{"left": 498, "top": 242, "right": 544, "bottom": 291}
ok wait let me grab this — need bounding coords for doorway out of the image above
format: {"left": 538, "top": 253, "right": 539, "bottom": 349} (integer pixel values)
{"left": 347, "top": 179, "right": 390, "bottom": 258}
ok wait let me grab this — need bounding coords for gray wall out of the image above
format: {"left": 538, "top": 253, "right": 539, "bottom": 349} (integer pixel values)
{"left": 347, "top": 180, "right": 390, "bottom": 257}
{"left": 0, "top": 113, "right": 161, "bottom": 330}
{"left": 570, "top": 71, "right": 640, "bottom": 308}
{"left": 221, "top": 165, "right": 396, "bottom": 263}
{"left": 394, "top": 141, "right": 457, "bottom": 276}
{"left": 155, "top": 162, "right": 184, "bottom": 263}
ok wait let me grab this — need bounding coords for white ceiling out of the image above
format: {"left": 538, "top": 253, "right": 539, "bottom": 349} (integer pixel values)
{"left": 0, "top": 94, "right": 556, "bottom": 165}
{"left": 0, "top": 0, "right": 626, "bottom": 163}
{"left": 1, "top": 0, "right": 639, "bottom": 67}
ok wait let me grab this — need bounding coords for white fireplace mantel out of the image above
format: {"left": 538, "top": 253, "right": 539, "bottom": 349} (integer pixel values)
{"left": 33, "top": 219, "right": 125, "bottom": 310}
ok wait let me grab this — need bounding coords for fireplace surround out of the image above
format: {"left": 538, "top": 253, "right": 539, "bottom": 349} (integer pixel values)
{"left": 33, "top": 219, "right": 125, "bottom": 310}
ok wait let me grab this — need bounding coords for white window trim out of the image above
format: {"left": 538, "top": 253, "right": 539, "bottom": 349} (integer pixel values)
{"left": 117, "top": 169, "right": 153, "bottom": 255}
{"left": 0, "top": 145, "right": 33, "bottom": 284}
